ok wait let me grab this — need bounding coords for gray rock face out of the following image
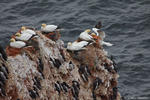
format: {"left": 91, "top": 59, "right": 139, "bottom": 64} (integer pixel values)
{"left": 0, "top": 31, "right": 121, "bottom": 100}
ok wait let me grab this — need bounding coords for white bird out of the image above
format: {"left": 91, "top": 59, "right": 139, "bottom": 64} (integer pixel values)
{"left": 79, "top": 29, "right": 94, "bottom": 42}
{"left": 67, "top": 41, "right": 89, "bottom": 51}
{"left": 92, "top": 28, "right": 105, "bottom": 39}
{"left": 41, "top": 24, "right": 58, "bottom": 32}
{"left": 91, "top": 33, "right": 113, "bottom": 47}
{"left": 15, "top": 32, "right": 33, "bottom": 41}
{"left": 21, "top": 26, "right": 36, "bottom": 35}
{"left": 10, "top": 38, "right": 26, "bottom": 48}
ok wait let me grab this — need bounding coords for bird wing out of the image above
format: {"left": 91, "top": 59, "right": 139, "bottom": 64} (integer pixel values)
{"left": 16, "top": 33, "right": 32, "bottom": 41}
{"left": 73, "top": 41, "right": 88, "bottom": 49}
{"left": 16, "top": 41, "right": 26, "bottom": 48}
{"left": 101, "top": 41, "right": 113, "bottom": 46}
{"left": 77, "top": 41, "right": 88, "bottom": 47}
{"left": 21, "top": 29, "right": 36, "bottom": 35}
{"left": 79, "top": 32, "right": 93, "bottom": 41}
{"left": 26, "top": 29, "right": 36, "bottom": 35}
{"left": 46, "top": 25, "right": 57, "bottom": 32}
{"left": 10, "top": 41, "right": 26, "bottom": 48}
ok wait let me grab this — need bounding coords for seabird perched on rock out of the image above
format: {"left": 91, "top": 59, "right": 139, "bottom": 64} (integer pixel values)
{"left": 0, "top": 45, "right": 7, "bottom": 61}
{"left": 21, "top": 26, "right": 36, "bottom": 35}
{"left": 67, "top": 41, "right": 89, "bottom": 51}
{"left": 54, "top": 81, "right": 62, "bottom": 94}
{"left": 28, "top": 89, "right": 38, "bottom": 99}
{"left": 61, "top": 82, "right": 70, "bottom": 92}
{"left": 10, "top": 38, "right": 26, "bottom": 48}
{"left": 41, "top": 24, "right": 60, "bottom": 33}
{"left": 92, "top": 28, "right": 105, "bottom": 39}
{"left": 91, "top": 32, "right": 113, "bottom": 46}
{"left": 79, "top": 29, "right": 94, "bottom": 42}
{"left": 92, "top": 21, "right": 105, "bottom": 39}
{"left": 71, "top": 81, "right": 80, "bottom": 100}
{"left": 15, "top": 32, "right": 33, "bottom": 41}
{"left": 93, "top": 77, "right": 102, "bottom": 90}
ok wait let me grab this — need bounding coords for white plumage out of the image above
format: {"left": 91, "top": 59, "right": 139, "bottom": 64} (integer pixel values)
{"left": 92, "top": 28, "right": 105, "bottom": 39}
{"left": 79, "top": 29, "right": 94, "bottom": 41}
{"left": 92, "top": 28, "right": 113, "bottom": 46}
{"left": 41, "top": 24, "right": 58, "bottom": 32}
{"left": 21, "top": 28, "right": 36, "bottom": 35}
{"left": 15, "top": 33, "right": 33, "bottom": 41}
{"left": 67, "top": 41, "right": 89, "bottom": 51}
{"left": 101, "top": 41, "right": 113, "bottom": 46}
{"left": 10, "top": 38, "right": 26, "bottom": 48}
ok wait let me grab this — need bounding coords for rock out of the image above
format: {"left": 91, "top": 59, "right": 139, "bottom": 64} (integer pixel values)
{"left": 0, "top": 30, "right": 121, "bottom": 100}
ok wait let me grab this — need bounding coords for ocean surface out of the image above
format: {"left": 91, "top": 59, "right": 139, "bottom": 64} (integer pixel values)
{"left": 0, "top": 0, "right": 150, "bottom": 99}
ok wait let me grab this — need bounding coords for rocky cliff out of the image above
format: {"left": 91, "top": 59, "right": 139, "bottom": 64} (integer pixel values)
{"left": 0, "top": 30, "right": 121, "bottom": 100}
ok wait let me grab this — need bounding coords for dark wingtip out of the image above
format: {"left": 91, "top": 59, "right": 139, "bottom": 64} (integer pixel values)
{"left": 56, "top": 26, "right": 61, "bottom": 29}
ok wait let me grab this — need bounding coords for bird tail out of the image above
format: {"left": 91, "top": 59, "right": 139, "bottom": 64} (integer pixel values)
{"left": 56, "top": 26, "right": 65, "bottom": 31}
{"left": 56, "top": 29, "right": 65, "bottom": 31}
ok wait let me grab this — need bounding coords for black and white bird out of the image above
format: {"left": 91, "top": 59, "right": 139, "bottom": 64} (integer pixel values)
{"left": 41, "top": 24, "right": 60, "bottom": 33}
{"left": 15, "top": 32, "right": 33, "bottom": 41}
{"left": 79, "top": 29, "right": 94, "bottom": 42}
{"left": 0, "top": 45, "right": 7, "bottom": 61}
{"left": 21, "top": 26, "right": 36, "bottom": 35}
{"left": 92, "top": 28, "right": 105, "bottom": 39}
{"left": 67, "top": 41, "right": 89, "bottom": 51}
{"left": 93, "top": 77, "right": 102, "bottom": 90}
{"left": 10, "top": 38, "right": 26, "bottom": 48}
{"left": 92, "top": 28, "right": 113, "bottom": 46}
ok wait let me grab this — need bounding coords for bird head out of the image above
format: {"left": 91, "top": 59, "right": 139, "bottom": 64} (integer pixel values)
{"left": 95, "top": 21, "right": 102, "bottom": 29}
{"left": 85, "top": 29, "right": 91, "bottom": 33}
{"left": 91, "top": 33, "right": 96, "bottom": 36}
{"left": 21, "top": 26, "right": 26, "bottom": 31}
{"left": 67, "top": 42, "right": 72, "bottom": 46}
{"left": 42, "top": 23, "right": 46, "bottom": 28}
{"left": 15, "top": 32, "right": 21, "bottom": 37}
{"left": 10, "top": 38, "right": 16, "bottom": 42}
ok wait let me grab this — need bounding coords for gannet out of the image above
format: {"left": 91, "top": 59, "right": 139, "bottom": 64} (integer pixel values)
{"left": 91, "top": 33, "right": 113, "bottom": 46}
{"left": 41, "top": 24, "right": 59, "bottom": 32}
{"left": 79, "top": 29, "right": 94, "bottom": 42}
{"left": 67, "top": 41, "right": 88, "bottom": 51}
{"left": 21, "top": 26, "right": 36, "bottom": 35}
{"left": 92, "top": 28, "right": 105, "bottom": 39}
{"left": 10, "top": 38, "right": 26, "bottom": 48}
{"left": 0, "top": 45, "right": 7, "bottom": 61}
{"left": 15, "top": 32, "right": 33, "bottom": 41}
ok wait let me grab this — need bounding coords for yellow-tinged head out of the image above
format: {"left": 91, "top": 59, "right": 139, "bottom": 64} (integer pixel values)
{"left": 21, "top": 26, "right": 26, "bottom": 31}
{"left": 10, "top": 38, "right": 16, "bottom": 42}
{"left": 91, "top": 33, "right": 96, "bottom": 36}
{"left": 42, "top": 23, "right": 46, "bottom": 27}
{"left": 67, "top": 42, "right": 72, "bottom": 46}
{"left": 85, "top": 29, "right": 91, "bottom": 33}
{"left": 15, "top": 32, "right": 21, "bottom": 37}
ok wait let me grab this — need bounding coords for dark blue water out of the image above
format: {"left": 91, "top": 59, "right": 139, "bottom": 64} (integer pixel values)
{"left": 0, "top": 0, "right": 150, "bottom": 99}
